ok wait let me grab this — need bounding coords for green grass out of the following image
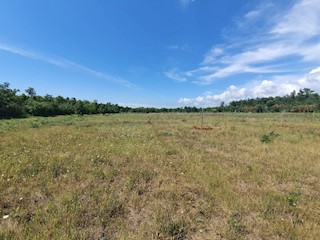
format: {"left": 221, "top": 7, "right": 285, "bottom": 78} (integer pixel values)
{"left": 0, "top": 113, "right": 319, "bottom": 239}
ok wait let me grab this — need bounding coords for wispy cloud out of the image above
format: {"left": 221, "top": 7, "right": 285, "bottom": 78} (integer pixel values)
{"left": 171, "top": 0, "right": 320, "bottom": 85}
{"left": 271, "top": 0, "right": 320, "bottom": 38}
{"left": 164, "top": 68, "right": 187, "bottom": 82}
{"left": 180, "top": 0, "right": 195, "bottom": 9}
{"left": 244, "top": 10, "right": 261, "bottom": 20}
{"left": 177, "top": 0, "right": 320, "bottom": 105}
{"left": 0, "top": 42, "right": 135, "bottom": 88}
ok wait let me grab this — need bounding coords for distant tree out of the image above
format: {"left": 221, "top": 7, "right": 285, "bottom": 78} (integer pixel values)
{"left": 25, "top": 87, "right": 36, "bottom": 98}
{"left": 75, "top": 101, "right": 85, "bottom": 115}
{"left": 256, "top": 104, "right": 264, "bottom": 113}
{"left": 290, "top": 90, "right": 296, "bottom": 99}
{"left": 3, "top": 81, "right": 320, "bottom": 118}
{"left": 0, "top": 82, "right": 25, "bottom": 118}
{"left": 217, "top": 101, "right": 225, "bottom": 112}
{"left": 44, "top": 94, "right": 54, "bottom": 101}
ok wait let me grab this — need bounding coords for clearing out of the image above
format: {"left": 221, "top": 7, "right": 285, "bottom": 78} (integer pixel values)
{"left": 0, "top": 113, "right": 319, "bottom": 239}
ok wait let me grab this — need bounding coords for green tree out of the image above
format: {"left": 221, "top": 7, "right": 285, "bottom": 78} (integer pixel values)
{"left": 25, "top": 87, "right": 37, "bottom": 98}
{"left": 0, "top": 82, "right": 26, "bottom": 118}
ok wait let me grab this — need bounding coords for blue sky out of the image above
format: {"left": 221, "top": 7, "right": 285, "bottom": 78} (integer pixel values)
{"left": 1, "top": 0, "right": 320, "bottom": 107}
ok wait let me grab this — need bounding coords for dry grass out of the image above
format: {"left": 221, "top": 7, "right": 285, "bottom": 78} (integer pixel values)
{"left": 0, "top": 113, "right": 319, "bottom": 239}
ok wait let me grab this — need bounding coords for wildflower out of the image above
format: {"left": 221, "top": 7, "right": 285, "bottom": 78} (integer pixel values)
{"left": 2, "top": 215, "right": 9, "bottom": 219}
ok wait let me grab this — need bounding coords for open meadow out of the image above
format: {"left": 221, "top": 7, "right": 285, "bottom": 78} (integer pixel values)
{"left": 0, "top": 113, "right": 319, "bottom": 239}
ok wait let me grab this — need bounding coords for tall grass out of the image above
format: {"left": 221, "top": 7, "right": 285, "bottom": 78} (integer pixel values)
{"left": 0, "top": 113, "right": 319, "bottom": 239}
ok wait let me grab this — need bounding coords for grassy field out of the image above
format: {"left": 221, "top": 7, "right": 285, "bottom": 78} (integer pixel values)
{"left": 0, "top": 113, "right": 319, "bottom": 239}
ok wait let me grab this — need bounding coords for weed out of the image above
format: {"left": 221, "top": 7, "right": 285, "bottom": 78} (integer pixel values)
{"left": 18, "top": 160, "right": 44, "bottom": 178}
{"left": 91, "top": 155, "right": 106, "bottom": 164}
{"left": 247, "top": 164, "right": 254, "bottom": 172}
{"left": 263, "top": 203, "right": 276, "bottom": 220}
{"left": 50, "top": 163, "right": 67, "bottom": 178}
{"left": 30, "top": 121, "right": 40, "bottom": 128}
{"left": 160, "top": 220, "right": 187, "bottom": 240}
{"left": 126, "top": 169, "right": 154, "bottom": 190}
{"left": 227, "top": 212, "right": 247, "bottom": 238}
{"left": 140, "top": 169, "right": 153, "bottom": 183}
{"left": 287, "top": 189, "right": 301, "bottom": 208}
{"left": 63, "top": 121, "right": 73, "bottom": 126}
{"left": 160, "top": 131, "right": 173, "bottom": 137}
{"left": 260, "top": 131, "right": 280, "bottom": 143}
{"left": 94, "top": 169, "right": 107, "bottom": 180}
{"left": 101, "top": 198, "right": 125, "bottom": 227}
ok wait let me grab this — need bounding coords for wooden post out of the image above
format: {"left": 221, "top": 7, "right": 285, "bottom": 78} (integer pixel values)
{"left": 201, "top": 108, "right": 204, "bottom": 129}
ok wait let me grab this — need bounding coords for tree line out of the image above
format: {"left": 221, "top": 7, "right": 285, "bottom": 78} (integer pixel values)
{"left": 0, "top": 82, "right": 198, "bottom": 118}
{"left": 222, "top": 88, "right": 320, "bottom": 113}
{"left": 1, "top": 82, "right": 320, "bottom": 119}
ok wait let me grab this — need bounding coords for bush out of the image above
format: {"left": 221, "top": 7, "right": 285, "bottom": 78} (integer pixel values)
{"left": 260, "top": 131, "right": 279, "bottom": 143}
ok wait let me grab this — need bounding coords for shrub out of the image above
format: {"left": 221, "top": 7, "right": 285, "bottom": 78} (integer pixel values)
{"left": 260, "top": 131, "right": 279, "bottom": 143}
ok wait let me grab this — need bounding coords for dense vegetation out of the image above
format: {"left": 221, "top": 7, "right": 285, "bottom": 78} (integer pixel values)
{"left": 0, "top": 82, "right": 124, "bottom": 119}
{"left": 0, "top": 82, "right": 200, "bottom": 119}
{"left": 224, "top": 88, "right": 320, "bottom": 113}
{"left": 1, "top": 82, "right": 320, "bottom": 119}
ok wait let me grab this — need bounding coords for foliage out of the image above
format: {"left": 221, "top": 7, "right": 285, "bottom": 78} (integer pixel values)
{"left": 0, "top": 82, "right": 125, "bottom": 118}
{"left": 225, "top": 88, "right": 320, "bottom": 113}
{"left": 1, "top": 82, "right": 320, "bottom": 119}
{"left": 0, "top": 82, "right": 26, "bottom": 118}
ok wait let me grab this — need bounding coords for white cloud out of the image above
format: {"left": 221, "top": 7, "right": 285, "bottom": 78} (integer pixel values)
{"left": 0, "top": 42, "right": 135, "bottom": 88}
{"left": 271, "top": 0, "right": 320, "bottom": 38}
{"left": 164, "top": 68, "right": 187, "bottom": 82}
{"left": 178, "top": 98, "right": 193, "bottom": 104}
{"left": 245, "top": 10, "right": 261, "bottom": 19}
{"left": 180, "top": 0, "right": 320, "bottom": 84}
{"left": 178, "top": 85, "right": 247, "bottom": 106}
{"left": 178, "top": 66, "right": 320, "bottom": 106}
{"left": 309, "top": 67, "right": 320, "bottom": 74}
{"left": 202, "top": 47, "right": 224, "bottom": 65}
{"left": 242, "top": 2, "right": 274, "bottom": 22}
